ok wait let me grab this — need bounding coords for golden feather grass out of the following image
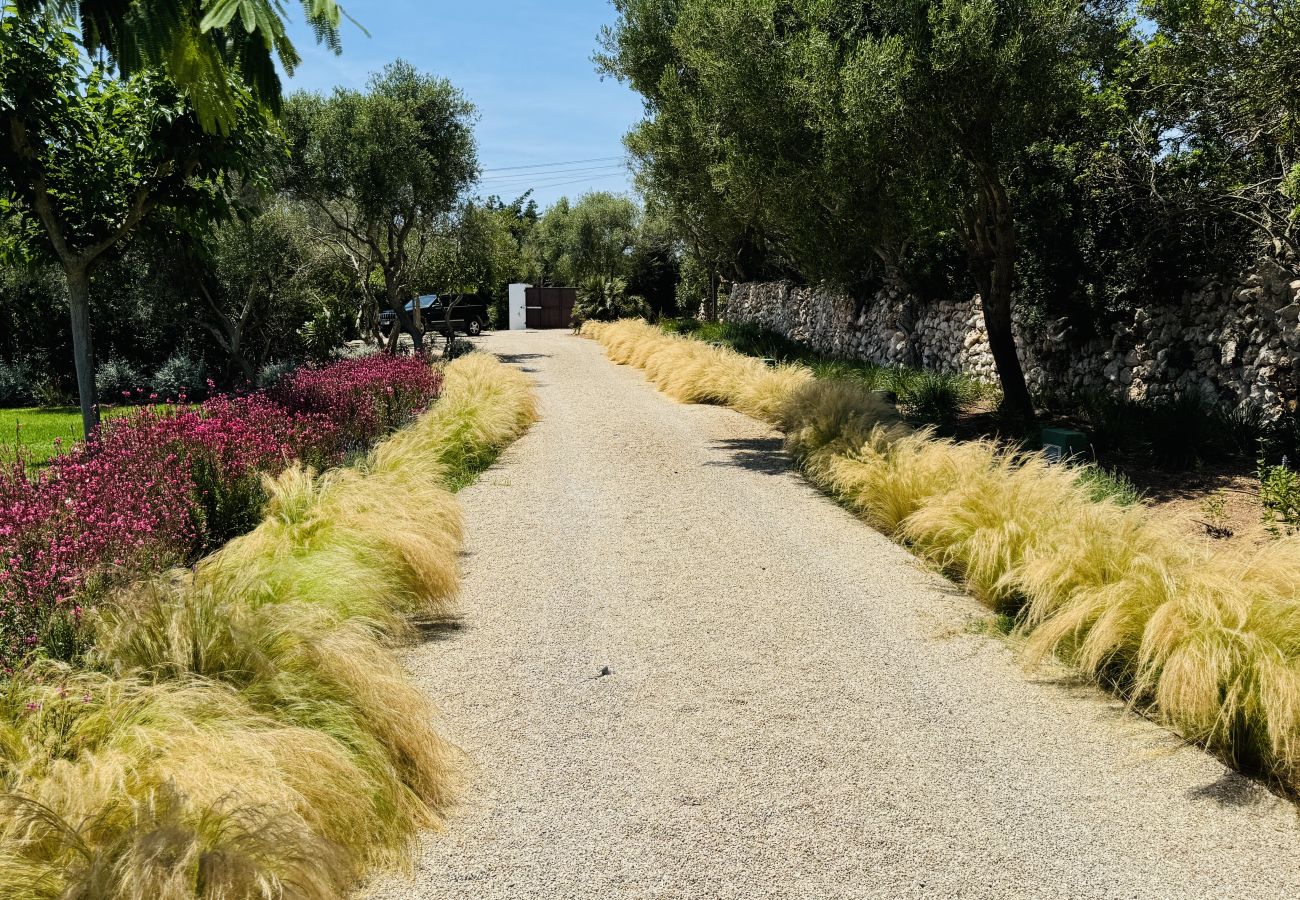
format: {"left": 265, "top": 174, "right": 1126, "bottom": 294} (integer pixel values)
{"left": 585, "top": 317, "right": 1300, "bottom": 794}
{"left": 0, "top": 353, "right": 537, "bottom": 898}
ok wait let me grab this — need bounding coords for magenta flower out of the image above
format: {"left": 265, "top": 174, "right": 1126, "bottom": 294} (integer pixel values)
{"left": 0, "top": 354, "right": 440, "bottom": 666}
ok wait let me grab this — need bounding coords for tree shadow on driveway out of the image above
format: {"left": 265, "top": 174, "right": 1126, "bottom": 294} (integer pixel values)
{"left": 706, "top": 437, "right": 792, "bottom": 476}
{"left": 492, "top": 351, "right": 552, "bottom": 374}
{"left": 411, "top": 615, "right": 467, "bottom": 643}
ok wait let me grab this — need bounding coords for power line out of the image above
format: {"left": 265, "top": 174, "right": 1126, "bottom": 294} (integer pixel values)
{"left": 478, "top": 163, "right": 629, "bottom": 182}
{"left": 476, "top": 172, "right": 632, "bottom": 195}
{"left": 497, "top": 170, "right": 630, "bottom": 189}
{"left": 477, "top": 164, "right": 629, "bottom": 185}
{"left": 478, "top": 156, "right": 626, "bottom": 173}
{"left": 475, "top": 170, "right": 631, "bottom": 191}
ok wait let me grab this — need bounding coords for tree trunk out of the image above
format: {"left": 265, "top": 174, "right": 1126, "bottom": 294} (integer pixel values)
{"left": 978, "top": 267, "right": 1034, "bottom": 422}
{"left": 357, "top": 294, "right": 381, "bottom": 343}
{"left": 65, "top": 265, "right": 100, "bottom": 438}
{"left": 704, "top": 265, "right": 719, "bottom": 323}
{"left": 231, "top": 343, "right": 256, "bottom": 383}
{"left": 968, "top": 180, "right": 1034, "bottom": 422}
{"left": 385, "top": 289, "right": 423, "bottom": 353}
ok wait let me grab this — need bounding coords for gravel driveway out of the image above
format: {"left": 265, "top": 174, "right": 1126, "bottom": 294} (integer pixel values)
{"left": 362, "top": 329, "right": 1300, "bottom": 900}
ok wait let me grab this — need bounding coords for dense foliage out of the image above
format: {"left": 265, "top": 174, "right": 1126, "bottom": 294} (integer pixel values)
{"left": 523, "top": 190, "right": 681, "bottom": 318}
{"left": 0, "top": 9, "right": 280, "bottom": 433}
{"left": 598, "top": 0, "right": 1300, "bottom": 415}
{"left": 0, "top": 353, "right": 439, "bottom": 667}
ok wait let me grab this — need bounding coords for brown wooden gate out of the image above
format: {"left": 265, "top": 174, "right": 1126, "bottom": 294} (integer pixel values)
{"left": 524, "top": 286, "right": 576, "bottom": 329}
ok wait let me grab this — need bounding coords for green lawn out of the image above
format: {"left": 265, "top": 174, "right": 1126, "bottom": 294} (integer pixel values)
{"left": 0, "top": 406, "right": 139, "bottom": 466}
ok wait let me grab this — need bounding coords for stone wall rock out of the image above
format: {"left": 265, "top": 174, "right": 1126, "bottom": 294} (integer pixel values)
{"left": 723, "top": 263, "right": 1300, "bottom": 415}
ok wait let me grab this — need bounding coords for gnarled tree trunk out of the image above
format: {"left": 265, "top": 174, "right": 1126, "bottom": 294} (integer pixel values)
{"left": 965, "top": 177, "right": 1034, "bottom": 422}
{"left": 384, "top": 289, "right": 423, "bottom": 353}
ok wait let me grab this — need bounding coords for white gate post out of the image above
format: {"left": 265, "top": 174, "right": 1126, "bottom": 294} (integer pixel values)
{"left": 508, "top": 283, "right": 531, "bottom": 330}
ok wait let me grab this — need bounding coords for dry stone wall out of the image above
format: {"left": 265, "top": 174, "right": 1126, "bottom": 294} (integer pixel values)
{"left": 724, "top": 264, "right": 1300, "bottom": 415}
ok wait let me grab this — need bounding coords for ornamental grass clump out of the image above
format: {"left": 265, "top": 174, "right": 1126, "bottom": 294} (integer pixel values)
{"left": 372, "top": 352, "right": 539, "bottom": 489}
{"left": 583, "top": 318, "right": 1300, "bottom": 795}
{"left": 197, "top": 464, "right": 463, "bottom": 627}
{"left": 0, "top": 664, "right": 357, "bottom": 898}
{"left": 900, "top": 445, "right": 1087, "bottom": 610}
{"left": 0, "top": 352, "right": 538, "bottom": 898}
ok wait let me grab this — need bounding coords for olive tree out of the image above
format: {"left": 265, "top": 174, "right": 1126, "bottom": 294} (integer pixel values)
{"left": 1142, "top": 0, "right": 1300, "bottom": 259}
{"left": 192, "top": 204, "right": 338, "bottom": 381}
{"left": 599, "top": 0, "right": 784, "bottom": 320}
{"left": 284, "top": 61, "right": 478, "bottom": 352}
{"left": 602, "top": 0, "right": 1101, "bottom": 419}
{"left": 525, "top": 192, "right": 639, "bottom": 286}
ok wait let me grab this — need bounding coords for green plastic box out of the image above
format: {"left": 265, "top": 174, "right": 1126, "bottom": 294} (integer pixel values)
{"left": 1040, "top": 426, "right": 1088, "bottom": 462}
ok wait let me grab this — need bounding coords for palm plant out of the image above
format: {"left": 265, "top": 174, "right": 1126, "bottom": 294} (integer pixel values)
{"left": 15, "top": 0, "right": 350, "bottom": 131}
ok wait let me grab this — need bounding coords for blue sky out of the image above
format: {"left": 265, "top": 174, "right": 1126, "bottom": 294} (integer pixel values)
{"left": 280, "top": 0, "right": 643, "bottom": 210}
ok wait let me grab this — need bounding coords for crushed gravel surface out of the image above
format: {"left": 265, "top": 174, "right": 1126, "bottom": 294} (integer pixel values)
{"left": 361, "top": 329, "right": 1300, "bottom": 900}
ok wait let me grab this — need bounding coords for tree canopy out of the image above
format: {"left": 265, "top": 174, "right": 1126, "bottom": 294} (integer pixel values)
{"left": 599, "top": 0, "right": 1298, "bottom": 418}
{"left": 0, "top": 9, "right": 278, "bottom": 432}
{"left": 283, "top": 60, "right": 478, "bottom": 352}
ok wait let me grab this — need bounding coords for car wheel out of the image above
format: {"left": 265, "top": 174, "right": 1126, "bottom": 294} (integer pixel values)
{"left": 467, "top": 319, "right": 482, "bottom": 336}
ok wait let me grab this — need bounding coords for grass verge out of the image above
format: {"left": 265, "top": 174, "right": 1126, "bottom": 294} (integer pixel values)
{"left": 584, "top": 319, "right": 1300, "bottom": 797}
{"left": 0, "top": 352, "right": 537, "bottom": 898}
{"left": 0, "top": 405, "right": 145, "bottom": 465}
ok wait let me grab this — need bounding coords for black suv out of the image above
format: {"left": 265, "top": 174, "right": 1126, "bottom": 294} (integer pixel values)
{"left": 380, "top": 294, "right": 488, "bottom": 336}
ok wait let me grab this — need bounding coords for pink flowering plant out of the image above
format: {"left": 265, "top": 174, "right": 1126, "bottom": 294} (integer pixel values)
{"left": 272, "top": 354, "right": 439, "bottom": 455}
{"left": 0, "top": 354, "right": 440, "bottom": 667}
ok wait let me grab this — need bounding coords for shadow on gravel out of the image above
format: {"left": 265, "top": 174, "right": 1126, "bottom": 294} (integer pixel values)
{"left": 1187, "top": 770, "right": 1273, "bottom": 808}
{"left": 706, "top": 437, "right": 792, "bottom": 475}
{"left": 495, "top": 352, "right": 551, "bottom": 373}
{"left": 411, "top": 615, "right": 467, "bottom": 643}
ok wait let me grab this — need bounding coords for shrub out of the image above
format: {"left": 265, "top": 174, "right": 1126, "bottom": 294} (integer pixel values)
{"left": 1145, "top": 392, "right": 1232, "bottom": 468}
{"left": 1075, "top": 464, "right": 1142, "bottom": 506}
{"left": 444, "top": 337, "right": 476, "bottom": 360}
{"left": 572, "top": 276, "right": 650, "bottom": 327}
{"left": 256, "top": 358, "right": 298, "bottom": 390}
{"left": 335, "top": 340, "right": 381, "bottom": 360}
{"left": 1259, "top": 403, "right": 1300, "bottom": 467}
{"left": 1259, "top": 462, "right": 1300, "bottom": 535}
{"left": 809, "top": 358, "right": 887, "bottom": 387}
{"left": 0, "top": 355, "right": 441, "bottom": 667}
{"left": 713, "top": 321, "right": 805, "bottom": 360}
{"left": 1074, "top": 389, "right": 1250, "bottom": 468}
{"left": 891, "top": 369, "right": 980, "bottom": 431}
{"left": 0, "top": 357, "right": 36, "bottom": 407}
{"left": 151, "top": 352, "right": 208, "bottom": 401}
{"left": 299, "top": 304, "right": 346, "bottom": 360}
{"left": 658, "top": 317, "right": 702, "bottom": 335}
{"left": 94, "top": 357, "right": 146, "bottom": 402}
{"left": 30, "top": 372, "right": 74, "bottom": 407}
